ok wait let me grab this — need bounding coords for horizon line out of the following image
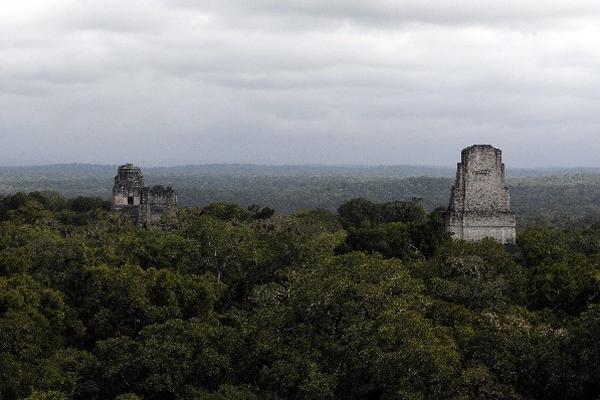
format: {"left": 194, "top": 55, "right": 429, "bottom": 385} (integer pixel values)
{"left": 3, "top": 162, "right": 600, "bottom": 170}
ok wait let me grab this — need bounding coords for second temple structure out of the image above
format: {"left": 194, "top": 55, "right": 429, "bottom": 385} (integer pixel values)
{"left": 445, "top": 145, "right": 517, "bottom": 244}
{"left": 112, "top": 163, "right": 177, "bottom": 224}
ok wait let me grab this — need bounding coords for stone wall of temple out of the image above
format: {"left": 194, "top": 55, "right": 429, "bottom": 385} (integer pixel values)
{"left": 112, "top": 164, "right": 144, "bottom": 207}
{"left": 112, "top": 164, "right": 177, "bottom": 224}
{"left": 141, "top": 185, "right": 178, "bottom": 224}
{"left": 446, "top": 145, "right": 516, "bottom": 244}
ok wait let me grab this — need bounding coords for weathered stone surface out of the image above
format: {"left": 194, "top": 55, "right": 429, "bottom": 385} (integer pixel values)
{"left": 112, "top": 163, "right": 144, "bottom": 207}
{"left": 141, "top": 185, "right": 178, "bottom": 224}
{"left": 112, "top": 164, "right": 177, "bottom": 224}
{"left": 445, "top": 145, "right": 516, "bottom": 244}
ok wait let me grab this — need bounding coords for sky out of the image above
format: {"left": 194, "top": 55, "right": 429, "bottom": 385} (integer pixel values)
{"left": 1, "top": 0, "right": 600, "bottom": 167}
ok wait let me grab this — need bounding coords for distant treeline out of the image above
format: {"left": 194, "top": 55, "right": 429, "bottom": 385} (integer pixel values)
{"left": 2, "top": 164, "right": 600, "bottom": 227}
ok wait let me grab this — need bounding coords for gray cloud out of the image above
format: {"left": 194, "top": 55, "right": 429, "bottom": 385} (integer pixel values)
{"left": 172, "top": 0, "right": 600, "bottom": 28}
{"left": 1, "top": 0, "right": 600, "bottom": 167}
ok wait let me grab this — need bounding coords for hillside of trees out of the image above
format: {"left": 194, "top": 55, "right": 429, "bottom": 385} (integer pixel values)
{"left": 2, "top": 191, "right": 600, "bottom": 399}
{"left": 3, "top": 165, "right": 600, "bottom": 227}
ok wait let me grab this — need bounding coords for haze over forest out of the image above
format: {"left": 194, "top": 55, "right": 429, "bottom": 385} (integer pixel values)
{"left": 0, "top": 163, "right": 599, "bottom": 228}
{"left": 2, "top": 1, "right": 600, "bottom": 167}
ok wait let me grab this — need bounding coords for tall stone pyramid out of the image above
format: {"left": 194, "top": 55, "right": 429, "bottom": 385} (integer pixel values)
{"left": 445, "top": 145, "right": 516, "bottom": 244}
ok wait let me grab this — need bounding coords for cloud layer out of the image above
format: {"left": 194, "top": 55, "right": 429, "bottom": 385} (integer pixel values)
{"left": 1, "top": 0, "right": 600, "bottom": 166}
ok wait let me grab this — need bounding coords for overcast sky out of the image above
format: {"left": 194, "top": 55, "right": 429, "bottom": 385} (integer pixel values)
{"left": 1, "top": 1, "right": 600, "bottom": 167}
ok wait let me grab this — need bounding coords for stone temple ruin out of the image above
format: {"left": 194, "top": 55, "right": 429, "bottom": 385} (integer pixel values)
{"left": 445, "top": 145, "right": 516, "bottom": 244}
{"left": 112, "top": 163, "right": 177, "bottom": 224}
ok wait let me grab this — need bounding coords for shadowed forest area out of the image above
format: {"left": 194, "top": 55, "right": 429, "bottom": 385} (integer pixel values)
{"left": 1, "top": 190, "right": 600, "bottom": 399}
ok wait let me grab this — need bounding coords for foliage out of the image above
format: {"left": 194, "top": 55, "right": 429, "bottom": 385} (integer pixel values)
{"left": 7, "top": 165, "right": 600, "bottom": 227}
{"left": 1, "top": 191, "right": 600, "bottom": 399}
{"left": 336, "top": 199, "right": 449, "bottom": 259}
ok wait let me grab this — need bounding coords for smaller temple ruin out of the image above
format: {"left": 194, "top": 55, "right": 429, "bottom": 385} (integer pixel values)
{"left": 445, "top": 145, "right": 516, "bottom": 244}
{"left": 112, "top": 163, "right": 177, "bottom": 224}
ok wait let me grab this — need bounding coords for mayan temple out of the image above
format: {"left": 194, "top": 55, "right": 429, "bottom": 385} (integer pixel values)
{"left": 445, "top": 145, "right": 516, "bottom": 244}
{"left": 112, "top": 163, "right": 178, "bottom": 224}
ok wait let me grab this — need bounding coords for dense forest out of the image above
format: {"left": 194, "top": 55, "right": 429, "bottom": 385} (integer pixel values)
{"left": 3, "top": 164, "right": 600, "bottom": 227}
{"left": 2, "top": 191, "right": 600, "bottom": 399}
